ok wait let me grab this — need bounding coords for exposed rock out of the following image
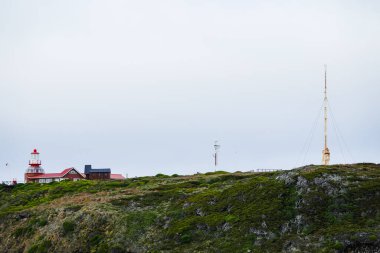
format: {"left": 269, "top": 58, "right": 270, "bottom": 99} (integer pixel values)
{"left": 295, "top": 198, "right": 305, "bottom": 209}
{"left": 183, "top": 202, "right": 192, "bottom": 208}
{"left": 195, "top": 208, "right": 205, "bottom": 216}
{"left": 296, "top": 176, "right": 309, "bottom": 194}
{"left": 207, "top": 198, "right": 217, "bottom": 205}
{"left": 281, "top": 222, "right": 291, "bottom": 234}
{"left": 276, "top": 172, "right": 297, "bottom": 185}
{"left": 221, "top": 222, "right": 231, "bottom": 232}
{"left": 14, "top": 212, "right": 31, "bottom": 220}
{"left": 292, "top": 215, "right": 305, "bottom": 234}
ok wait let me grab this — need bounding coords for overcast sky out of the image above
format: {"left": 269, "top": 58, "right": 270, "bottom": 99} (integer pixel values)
{"left": 1, "top": 0, "right": 379, "bottom": 181}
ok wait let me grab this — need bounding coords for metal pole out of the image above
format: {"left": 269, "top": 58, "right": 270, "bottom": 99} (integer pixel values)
{"left": 214, "top": 141, "right": 220, "bottom": 171}
{"left": 324, "top": 65, "right": 327, "bottom": 150}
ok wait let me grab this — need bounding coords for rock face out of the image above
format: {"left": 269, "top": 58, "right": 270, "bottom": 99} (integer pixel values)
{"left": 0, "top": 164, "right": 379, "bottom": 252}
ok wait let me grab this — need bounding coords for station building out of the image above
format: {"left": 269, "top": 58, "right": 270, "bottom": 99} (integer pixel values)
{"left": 24, "top": 149, "right": 125, "bottom": 183}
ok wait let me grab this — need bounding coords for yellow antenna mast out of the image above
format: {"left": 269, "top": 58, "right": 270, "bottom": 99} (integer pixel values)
{"left": 322, "top": 65, "right": 330, "bottom": 165}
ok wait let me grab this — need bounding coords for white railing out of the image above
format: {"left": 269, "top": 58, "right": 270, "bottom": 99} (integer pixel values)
{"left": 250, "top": 169, "right": 281, "bottom": 173}
{"left": 29, "top": 160, "right": 41, "bottom": 165}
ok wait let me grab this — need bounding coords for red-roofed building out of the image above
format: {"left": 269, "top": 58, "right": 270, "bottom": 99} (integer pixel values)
{"left": 24, "top": 149, "right": 85, "bottom": 183}
{"left": 24, "top": 149, "right": 125, "bottom": 183}
{"left": 26, "top": 167, "right": 85, "bottom": 183}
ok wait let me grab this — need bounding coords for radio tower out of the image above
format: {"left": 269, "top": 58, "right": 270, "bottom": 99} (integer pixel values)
{"left": 213, "top": 141, "right": 221, "bottom": 170}
{"left": 322, "top": 65, "right": 331, "bottom": 165}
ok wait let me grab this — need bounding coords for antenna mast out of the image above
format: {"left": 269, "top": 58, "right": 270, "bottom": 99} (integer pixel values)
{"left": 213, "top": 141, "right": 220, "bottom": 170}
{"left": 322, "top": 65, "right": 330, "bottom": 165}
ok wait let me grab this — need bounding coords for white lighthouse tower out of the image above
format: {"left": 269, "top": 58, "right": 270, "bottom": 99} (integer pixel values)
{"left": 24, "top": 149, "right": 45, "bottom": 182}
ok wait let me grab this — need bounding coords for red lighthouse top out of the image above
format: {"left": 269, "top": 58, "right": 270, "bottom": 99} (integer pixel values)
{"left": 31, "top": 149, "right": 39, "bottom": 155}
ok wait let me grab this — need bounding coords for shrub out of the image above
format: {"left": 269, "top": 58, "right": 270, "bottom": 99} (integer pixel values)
{"left": 366, "top": 219, "right": 376, "bottom": 226}
{"left": 64, "top": 205, "right": 83, "bottom": 212}
{"left": 13, "top": 227, "right": 31, "bottom": 238}
{"left": 180, "top": 233, "right": 192, "bottom": 243}
{"left": 369, "top": 235, "right": 377, "bottom": 241}
{"left": 89, "top": 233, "right": 103, "bottom": 246}
{"left": 332, "top": 241, "right": 344, "bottom": 250}
{"left": 12, "top": 223, "right": 35, "bottom": 238}
{"left": 27, "top": 240, "right": 51, "bottom": 253}
{"left": 155, "top": 173, "right": 170, "bottom": 178}
{"left": 205, "top": 171, "right": 229, "bottom": 175}
{"left": 37, "top": 218, "right": 48, "bottom": 227}
{"left": 62, "top": 220, "right": 75, "bottom": 234}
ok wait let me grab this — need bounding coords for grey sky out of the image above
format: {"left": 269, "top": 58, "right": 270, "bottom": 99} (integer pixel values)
{"left": 1, "top": 1, "right": 379, "bottom": 181}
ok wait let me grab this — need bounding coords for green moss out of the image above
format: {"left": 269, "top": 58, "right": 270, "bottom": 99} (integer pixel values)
{"left": 224, "top": 214, "right": 239, "bottom": 223}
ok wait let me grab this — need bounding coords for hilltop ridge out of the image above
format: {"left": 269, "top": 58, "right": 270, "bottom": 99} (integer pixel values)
{"left": 0, "top": 164, "right": 379, "bottom": 252}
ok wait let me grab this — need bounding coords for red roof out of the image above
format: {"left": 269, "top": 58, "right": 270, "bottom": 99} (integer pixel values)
{"left": 27, "top": 168, "right": 124, "bottom": 180}
{"left": 110, "top": 174, "right": 125, "bottom": 180}
{"left": 60, "top": 168, "right": 74, "bottom": 176}
{"left": 29, "top": 173, "right": 63, "bottom": 179}
{"left": 28, "top": 168, "right": 85, "bottom": 179}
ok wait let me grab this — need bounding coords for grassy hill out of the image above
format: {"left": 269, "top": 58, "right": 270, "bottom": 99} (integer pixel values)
{"left": 0, "top": 164, "right": 379, "bottom": 253}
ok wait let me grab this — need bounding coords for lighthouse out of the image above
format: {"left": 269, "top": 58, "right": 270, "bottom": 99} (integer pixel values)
{"left": 24, "top": 149, "right": 45, "bottom": 182}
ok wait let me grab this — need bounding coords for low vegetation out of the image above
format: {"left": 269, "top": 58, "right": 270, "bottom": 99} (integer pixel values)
{"left": 0, "top": 164, "right": 379, "bottom": 252}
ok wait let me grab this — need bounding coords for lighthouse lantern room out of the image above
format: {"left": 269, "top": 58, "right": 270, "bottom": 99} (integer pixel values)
{"left": 29, "top": 149, "right": 42, "bottom": 166}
